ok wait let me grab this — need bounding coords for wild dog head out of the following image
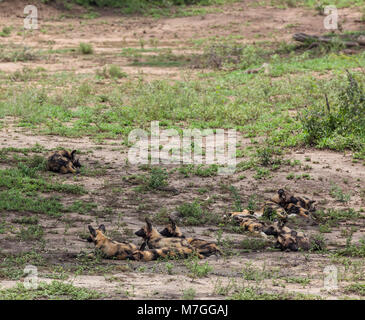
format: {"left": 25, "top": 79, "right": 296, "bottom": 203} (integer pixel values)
{"left": 266, "top": 222, "right": 298, "bottom": 251}
{"left": 135, "top": 218, "right": 160, "bottom": 241}
{"left": 277, "top": 231, "right": 299, "bottom": 252}
{"left": 159, "top": 217, "right": 184, "bottom": 238}
{"left": 87, "top": 224, "right": 107, "bottom": 245}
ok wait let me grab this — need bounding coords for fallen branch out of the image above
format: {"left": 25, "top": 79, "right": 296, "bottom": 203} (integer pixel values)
{"left": 293, "top": 33, "right": 365, "bottom": 48}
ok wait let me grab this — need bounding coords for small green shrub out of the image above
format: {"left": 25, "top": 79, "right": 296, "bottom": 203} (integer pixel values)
{"left": 108, "top": 64, "right": 127, "bottom": 79}
{"left": 147, "top": 167, "right": 168, "bottom": 190}
{"left": 79, "top": 42, "right": 93, "bottom": 54}
{"left": 0, "top": 27, "right": 11, "bottom": 37}
{"left": 300, "top": 72, "right": 365, "bottom": 152}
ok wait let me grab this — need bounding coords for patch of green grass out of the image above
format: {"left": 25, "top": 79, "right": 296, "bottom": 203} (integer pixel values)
{"left": 17, "top": 225, "right": 44, "bottom": 241}
{"left": 146, "top": 167, "right": 169, "bottom": 190}
{"left": 0, "top": 26, "right": 11, "bottom": 37}
{"left": 96, "top": 65, "right": 127, "bottom": 79}
{"left": 283, "top": 277, "right": 311, "bottom": 286}
{"left": 0, "top": 191, "right": 64, "bottom": 217}
{"left": 0, "top": 251, "right": 45, "bottom": 280}
{"left": 178, "top": 164, "right": 218, "bottom": 177}
{"left": 239, "top": 238, "right": 269, "bottom": 251}
{"left": 108, "top": 64, "right": 127, "bottom": 79}
{"left": 0, "top": 44, "right": 39, "bottom": 62}
{"left": 0, "top": 43, "right": 363, "bottom": 154}
{"left": 182, "top": 287, "right": 196, "bottom": 300}
{"left": 344, "top": 283, "right": 365, "bottom": 296}
{"left": 315, "top": 208, "right": 360, "bottom": 226}
{"left": 67, "top": 201, "right": 98, "bottom": 215}
{"left": 229, "top": 287, "right": 320, "bottom": 300}
{"left": 300, "top": 72, "right": 364, "bottom": 153}
{"left": 319, "top": 223, "right": 332, "bottom": 233}
{"left": 176, "top": 200, "right": 219, "bottom": 226}
{"left": 329, "top": 184, "right": 351, "bottom": 203}
{"left": 131, "top": 50, "right": 191, "bottom": 68}
{"left": 185, "top": 257, "right": 213, "bottom": 278}
{"left": 11, "top": 216, "right": 39, "bottom": 225}
{"left": 336, "top": 236, "right": 365, "bottom": 258}
{"left": 0, "top": 281, "right": 102, "bottom": 300}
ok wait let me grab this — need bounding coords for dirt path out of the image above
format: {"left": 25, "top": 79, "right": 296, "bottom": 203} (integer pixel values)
{"left": 0, "top": 1, "right": 364, "bottom": 300}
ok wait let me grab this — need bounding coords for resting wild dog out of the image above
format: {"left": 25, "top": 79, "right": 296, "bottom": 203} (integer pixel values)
{"left": 87, "top": 224, "right": 138, "bottom": 260}
{"left": 259, "top": 201, "right": 288, "bottom": 222}
{"left": 225, "top": 211, "right": 267, "bottom": 235}
{"left": 271, "top": 189, "right": 316, "bottom": 218}
{"left": 47, "top": 150, "right": 81, "bottom": 174}
{"left": 159, "top": 217, "right": 223, "bottom": 257}
{"left": 87, "top": 224, "right": 181, "bottom": 261}
{"left": 135, "top": 218, "right": 204, "bottom": 259}
{"left": 132, "top": 248, "right": 187, "bottom": 261}
{"left": 264, "top": 221, "right": 310, "bottom": 251}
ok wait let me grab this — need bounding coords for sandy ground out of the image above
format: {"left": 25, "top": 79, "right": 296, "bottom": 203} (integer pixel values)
{"left": 0, "top": 1, "right": 364, "bottom": 300}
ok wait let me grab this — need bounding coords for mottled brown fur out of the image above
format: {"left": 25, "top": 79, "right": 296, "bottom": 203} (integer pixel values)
{"left": 47, "top": 150, "right": 81, "bottom": 174}
{"left": 159, "top": 217, "right": 222, "bottom": 257}
{"left": 135, "top": 218, "right": 204, "bottom": 259}
{"left": 87, "top": 225, "right": 137, "bottom": 260}
{"left": 263, "top": 222, "right": 310, "bottom": 251}
{"left": 271, "top": 189, "right": 316, "bottom": 218}
{"left": 226, "top": 211, "right": 267, "bottom": 234}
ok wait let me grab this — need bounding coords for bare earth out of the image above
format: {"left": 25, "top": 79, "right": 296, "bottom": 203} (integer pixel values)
{"left": 0, "top": 0, "right": 364, "bottom": 300}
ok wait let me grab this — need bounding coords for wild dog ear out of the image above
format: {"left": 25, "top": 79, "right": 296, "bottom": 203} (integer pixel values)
{"left": 88, "top": 225, "right": 96, "bottom": 237}
{"left": 98, "top": 224, "right": 106, "bottom": 233}
{"left": 71, "top": 150, "right": 77, "bottom": 159}
{"left": 278, "top": 189, "right": 285, "bottom": 197}
{"left": 168, "top": 217, "right": 176, "bottom": 230}
{"left": 145, "top": 218, "right": 153, "bottom": 233}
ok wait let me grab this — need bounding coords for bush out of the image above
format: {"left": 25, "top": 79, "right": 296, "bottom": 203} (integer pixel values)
{"left": 79, "top": 42, "right": 93, "bottom": 54}
{"left": 147, "top": 167, "right": 168, "bottom": 190}
{"left": 176, "top": 200, "right": 220, "bottom": 225}
{"left": 300, "top": 72, "right": 365, "bottom": 152}
{"left": 108, "top": 65, "right": 127, "bottom": 79}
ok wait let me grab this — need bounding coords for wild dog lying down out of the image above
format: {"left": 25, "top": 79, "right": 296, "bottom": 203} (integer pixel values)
{"left": 271, "top": 189, "right": 316, "bottom": 218}
{"left": 225, "top": 210, "right": 268, "bottom": 235}
{"left": 87, "top": 224, "right": 178, "bottom": 261}
{"left": 87, "top": 225, "right": 138, "bottom": 260}
{"left": 47, "top": 150, "right": 81, "bottom": 174}
{"left": 263, "top": 221, "right": 310, "bottom": 252}
{"left": 135, "top": 218, "right": 204, "bottom": 259}
{"left": 159, "top": 217, "right": 223, "bottom": 257}
{"left": 259, "top": 202, "right": 288, "bottom": 222}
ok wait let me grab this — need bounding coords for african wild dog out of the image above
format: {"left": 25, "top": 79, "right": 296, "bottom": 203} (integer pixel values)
{"left": 87, "top": 224, "right": 181, "bottom": 261}
{"left": 259, "top": 201, "right": 288, "bottom": 222}
{"left": 159, "top": 217, "right": 223, "bottom": 257}
{"left": 87, "top": 224, "right": 138, "bottom": 260}
{"left": 226, "top": 211, "right": 268, "bottom": 235}
{"left": 131, "top": 248, "right": 185, "bottom": 261}
{"left": 135, "top": 218, "right": 204, "bottom": 259}
{"left": 263, "top": 221, "right": 311, "bottom": 251}
{"left": 271, "top": 189, "right": 316, "bottom": 218}
{"left": 47, "top": 150, "right": 81, "bottom": 174}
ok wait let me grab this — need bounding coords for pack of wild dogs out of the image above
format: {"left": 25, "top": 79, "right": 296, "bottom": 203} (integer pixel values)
{"left": 47, "top": 150, "right": 321, "bottom": 262}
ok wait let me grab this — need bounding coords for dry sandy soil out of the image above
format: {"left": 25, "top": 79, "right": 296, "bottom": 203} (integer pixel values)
{"left": 0, "top": 0, "right": 364, "bottom": 300}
